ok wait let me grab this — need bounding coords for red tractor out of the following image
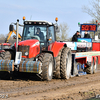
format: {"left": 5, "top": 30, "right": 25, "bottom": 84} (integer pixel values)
{"left": 0, "top": 17, "right": 71, "bottom": 81}
{"left": 0, "top": 43, "right": 11, "bottom": 50}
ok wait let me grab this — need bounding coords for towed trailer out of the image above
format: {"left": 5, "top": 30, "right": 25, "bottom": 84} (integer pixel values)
{"left": 64, "top": 22, "right": 100, "bottom": 76}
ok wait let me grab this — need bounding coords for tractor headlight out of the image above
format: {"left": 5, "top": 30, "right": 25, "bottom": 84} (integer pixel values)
{"left": 25, "top": 52, "right": 28, "bottom": 56}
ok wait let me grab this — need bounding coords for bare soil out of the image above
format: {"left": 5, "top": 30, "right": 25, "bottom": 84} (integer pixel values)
{"left": 1, "top": 66, "right": 100, "bottom": 100}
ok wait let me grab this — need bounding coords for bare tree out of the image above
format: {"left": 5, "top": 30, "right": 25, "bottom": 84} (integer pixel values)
{"left": 82, "top": 0, "right": 100, "bottom": 21}
{"left": 56, "top": 22, "right": 69, "bottom": 41}
{"left": 87, "top": 19, "right": 100, "bottom": 39}
{"left": 0, "top": 34, "right": 7, "bottom": 40}
{"left": 82, "top": 0, "right": 100, "bottom": 38}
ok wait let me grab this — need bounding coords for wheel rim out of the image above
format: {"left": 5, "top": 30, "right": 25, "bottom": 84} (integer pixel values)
{"left": 91, "top": 60, "right": 94, "bottom": 73}
{"left": 66, "top": 52, "right": 71, "bottom": 78}
{"left": 94, "top": 64, "right": 97, "bottom": 70}
{"left": 48, "top": 61, "right": 53, "bottom": 77}
{"left": 94, "top": 58, "right": 98, "bottom": 72}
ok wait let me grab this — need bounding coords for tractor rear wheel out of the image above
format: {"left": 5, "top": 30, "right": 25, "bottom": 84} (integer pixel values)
{"left": 54, "top": 50, "right": 62, "bottom": 79}
{"left": 93, "top": 57, "right": 98, "bottom": 74}
{"left": 60, "top": 47, "right": 72, "bottom": 79}
{"left": 39, "top": 53, "right": 53, "bottom": 81}
{"left": 85, "top": 59, "right": 94, "bottom": 74}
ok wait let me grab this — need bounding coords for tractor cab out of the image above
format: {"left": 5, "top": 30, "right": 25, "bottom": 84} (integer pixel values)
{"left": 17, "top": 17, "right": 59, "bottom": 59}
{"left": 22, "top": 20, "right": 57, "bottom": 51}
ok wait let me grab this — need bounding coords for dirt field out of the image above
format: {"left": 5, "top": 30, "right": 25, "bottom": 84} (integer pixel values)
{"left": 1, "top": 66, "right": 100, "bottom": 100}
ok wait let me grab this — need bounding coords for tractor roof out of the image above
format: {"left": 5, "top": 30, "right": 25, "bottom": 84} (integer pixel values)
{"left": 24, "top": 20, "right": 54, "bottom": 26}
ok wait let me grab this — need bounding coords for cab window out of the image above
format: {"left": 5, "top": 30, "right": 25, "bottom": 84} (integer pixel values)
{"left": 48, "top": 26, "right": 55, "bottom": 43}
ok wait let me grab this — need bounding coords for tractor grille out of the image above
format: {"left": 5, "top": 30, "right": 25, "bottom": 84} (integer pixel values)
{"left": 18, "top": 45, "right": 30, "bottom": 56}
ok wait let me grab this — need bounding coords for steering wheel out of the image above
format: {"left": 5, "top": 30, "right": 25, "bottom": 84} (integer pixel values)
{"left": 31, "top": 36, "right": 40, "bottom": 41}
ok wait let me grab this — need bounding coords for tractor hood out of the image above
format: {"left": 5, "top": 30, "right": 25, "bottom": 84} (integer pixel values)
{"left": 18, "top": 39, "right": 40, "bottom": 47}
{"left": 17, "top": 39, "right": 40, "bottom": 58}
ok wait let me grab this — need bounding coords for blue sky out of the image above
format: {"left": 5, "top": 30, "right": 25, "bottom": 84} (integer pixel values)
{"left": 0, "top": 0, "right": 93, "bottom": 38}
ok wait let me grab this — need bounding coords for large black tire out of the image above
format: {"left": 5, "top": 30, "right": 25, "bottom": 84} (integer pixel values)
{"left": 60, "top": 47, "right": 72, "bottom": 79}
{"left": 0, "top": 51, "right": 14, "bottom": 60}
{"left": 0, "top": 51, "right": 14, "bottom": 80}
{"left": 93, "top": 57, "right": 98, "bottom": 74}
{"left": 54, "top": 50, "right": 62, "bottom": 79}
{"left": 38, "top": 53, "right": 53, "bottom": 81}
{"left": 85, "top": 59, "right": 94, "bottom": 74}
{"left": 0, "top": 71, "right": 10, "bottom": 80}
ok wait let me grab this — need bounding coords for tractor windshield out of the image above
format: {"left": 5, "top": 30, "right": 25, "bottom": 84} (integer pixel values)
{"left": 22, "top": 25, "right": 47, "bottom": 42}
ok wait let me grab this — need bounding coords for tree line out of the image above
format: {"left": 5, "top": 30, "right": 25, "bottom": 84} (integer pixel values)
{"left": 82, "top": 0, "right": 100, "bottom": 38}
{"left": 0, "top": 34, "right": 13, "bottom": 40}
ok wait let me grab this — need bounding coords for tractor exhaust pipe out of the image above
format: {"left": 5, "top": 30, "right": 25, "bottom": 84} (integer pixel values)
{"left": 16, "top": 19, "right": 19, "bottom": 51}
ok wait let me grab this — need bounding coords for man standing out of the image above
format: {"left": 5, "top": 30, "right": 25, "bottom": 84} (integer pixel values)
{"left": 84, "top": 31, "right": 90, "bottom": 38}
{"left": 72, "top": 31, "right": 81, "bottom": 42}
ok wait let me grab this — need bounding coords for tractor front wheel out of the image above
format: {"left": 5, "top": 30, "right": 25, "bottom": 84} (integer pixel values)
{"left": 40, "top": 53, "right": 53, "bottom": 81}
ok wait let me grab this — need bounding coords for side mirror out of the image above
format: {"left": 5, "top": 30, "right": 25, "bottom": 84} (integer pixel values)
{"left": 13, "top": 35, "right": 22, "bottom": 40}
{"left": 9, "top": 24, "right": 14, "bottom": 31}
{"left": 55, "top": 26, "right": 60, "bottom": 33}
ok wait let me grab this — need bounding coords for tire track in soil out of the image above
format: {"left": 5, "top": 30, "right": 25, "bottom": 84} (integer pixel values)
{"left": 0, "top": 67, "right": 100, "bottom": 99}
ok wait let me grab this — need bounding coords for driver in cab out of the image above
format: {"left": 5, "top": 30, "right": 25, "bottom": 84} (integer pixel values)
{"left": 35, "top": 28, "right": 44, "bottom": 40}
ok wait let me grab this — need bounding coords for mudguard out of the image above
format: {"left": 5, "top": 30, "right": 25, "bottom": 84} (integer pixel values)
{"left": 48, "top": 41, "right": 67, "bottom": 57}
